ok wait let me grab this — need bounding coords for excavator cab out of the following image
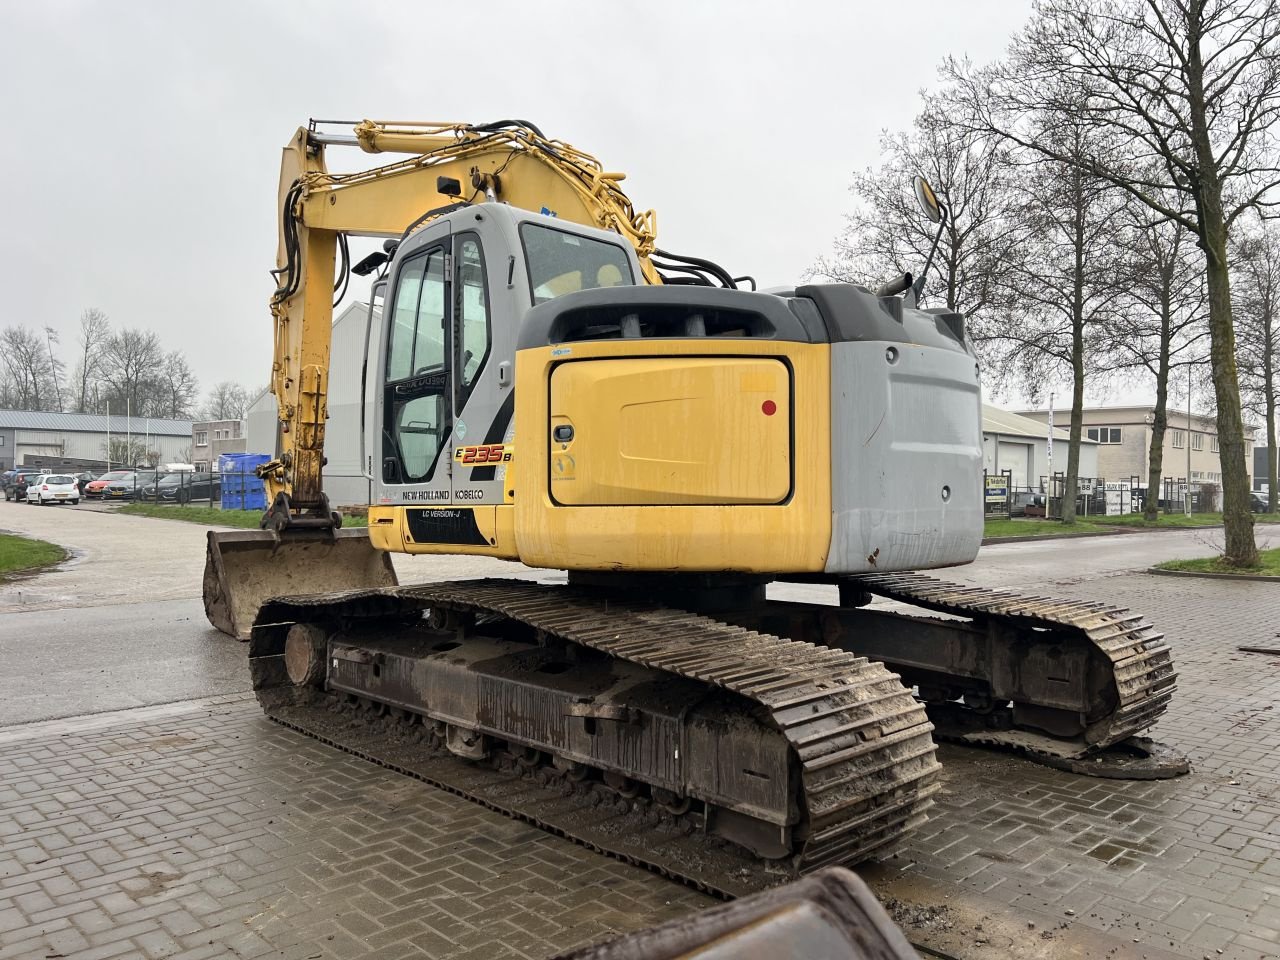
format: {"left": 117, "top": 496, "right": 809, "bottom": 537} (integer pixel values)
{"left": 204, "top": 204, "right": 649, "bottom": 638}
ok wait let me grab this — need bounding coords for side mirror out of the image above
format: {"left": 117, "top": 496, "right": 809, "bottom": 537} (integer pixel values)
{"left": 913, "top": 176, "right": 943, "bottom": 224}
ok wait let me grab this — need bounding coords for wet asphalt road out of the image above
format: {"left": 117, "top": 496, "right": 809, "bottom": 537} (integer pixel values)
{"left": 0, "top": 597, "right": 244, "bottom": 726}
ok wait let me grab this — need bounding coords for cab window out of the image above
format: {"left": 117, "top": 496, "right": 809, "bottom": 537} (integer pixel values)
{"left": 457, "top": 235, "right": 489, "bottom": 392}
{"left": 520, "top": 222, "right": 634, "bottom": 304}
{"left": 386, "top": 249, "right": 446, "bottom": 383}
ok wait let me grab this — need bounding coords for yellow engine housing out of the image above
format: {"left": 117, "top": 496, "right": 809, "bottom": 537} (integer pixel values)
{"left": 514, "top": 339, "right": 832, "bottom": 573}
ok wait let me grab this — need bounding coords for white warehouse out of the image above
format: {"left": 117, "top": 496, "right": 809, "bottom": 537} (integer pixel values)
{"left": 0, "top": 410, "right": 194, "bottom": 473}
{"left": 982, "top": 403, "right": 1098, "bottom": 489}
{"left": 246, "top": 300, "right": 378, "bottom": 507}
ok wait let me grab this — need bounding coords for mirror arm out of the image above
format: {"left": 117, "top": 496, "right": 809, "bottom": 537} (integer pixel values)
{"left": 911, "top": 203, "right": 948, "bottom": 303}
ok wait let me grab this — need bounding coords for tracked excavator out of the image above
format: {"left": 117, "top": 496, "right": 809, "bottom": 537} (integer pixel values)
{"left": 204, "top": 119, "right": 1177, "bottom": 895}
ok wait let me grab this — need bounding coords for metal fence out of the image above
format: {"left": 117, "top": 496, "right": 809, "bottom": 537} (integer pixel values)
{"left": 104, "top": 468, "right": 266, "bottom": 510}
{"left": 1023, "top": 474, "right": 1221, "bottom": 518}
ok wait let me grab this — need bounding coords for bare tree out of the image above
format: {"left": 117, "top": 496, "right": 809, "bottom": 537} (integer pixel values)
{"left": 1109, "top": 200, "right": 1209, "bottom": 518}
{"left": 99, "top": 328, "right": 165, "bottom": 416}
{"left": 73, "top": 308, "right": 112, "bottom": 413}
{"left": 158, "top": 351, "right": 199, "bottom": 420}
{"left": 947, "top": 0, "right": 1280, "bottom": 563}
{"left": 43, "top": 326, "right": 64, "bottom": 412}
{"left": 984, "top": 124, "right": 1128, "bottom": 523}
{"left": 1234, "top": 219, "right": 1280, "bottom": 512}
{"left": 0, "top": 326, "right": 61, "bottom": 411}
{"left": 812, "top": 98, "right": 1026, "bottom": 342}
{"left": 103, "top": 437, "right": 159, "bottom": 469}
{"left": 202, "top": 381, "right": 249, "bottom": 421}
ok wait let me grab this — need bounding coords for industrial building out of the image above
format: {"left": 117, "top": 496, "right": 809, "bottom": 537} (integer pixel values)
{"left": 1016, "top": 405, "right": 1255, "bottom": 488}
{"left": 245, "top": 300, "right": 377, "bottom": 506}
{"left": 982, "top": 404, "right": 1098, "bottom": 488}
{"left": 0, "top": 410, "right": 194, "bottom": 472}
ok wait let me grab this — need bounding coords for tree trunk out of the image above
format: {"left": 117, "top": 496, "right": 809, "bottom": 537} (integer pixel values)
{"left": 1146, "top": 334, "right": 1171, "bottom": 521}
{"left": 1267, "top": 393, "right": 1277, "bottom": 515}
{"left": 1187, "top": 26, "right": 1258, "bottom": 566}
{"left": 1265, "top": 308, "right": 1277, "bottom": 514}
{"left": 1063, "top": 176, "right": 1086, "bottom": 525}
{"left": 1202, "top": 223, "right": 1258, "bottom": 563}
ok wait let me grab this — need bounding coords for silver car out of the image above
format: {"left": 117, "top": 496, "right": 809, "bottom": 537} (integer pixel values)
{"left": 26, "top": 474, "right": 80, "bottom": 505}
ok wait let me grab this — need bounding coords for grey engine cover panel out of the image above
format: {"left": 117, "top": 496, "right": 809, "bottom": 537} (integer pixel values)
{"left": 826, "top": 339, "right": 983, "bottom": 574}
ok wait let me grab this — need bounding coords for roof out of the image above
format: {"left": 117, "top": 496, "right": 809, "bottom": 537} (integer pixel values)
{"left": 0, "top": 409, "right": 194, "bottom": 436}
{"left": 1015, "top": 405, "right": 1256, "bottom": 437}
{"left": 983, "top": 404, "right": 1092, "bottom": 444}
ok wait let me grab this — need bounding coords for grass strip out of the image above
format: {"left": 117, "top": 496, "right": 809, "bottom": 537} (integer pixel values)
{"left": 1156, "top": 547, "right": 1280, "bottom": 576}
{"left": 118, "top": 503, "right": 368, "bottom": 528}
{"left": 1088, "top": 511, "right": 1280, "bottom": 528}
{"left": 0, "top": 533, "right": 67, "bottom": 580}
{"left": 983, "top": 518, "right": 1109, "bottom": 538}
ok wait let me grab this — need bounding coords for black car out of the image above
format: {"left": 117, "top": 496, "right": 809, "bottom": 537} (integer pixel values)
{"left": 4, "top": 468, "right": 48, "bottom": 502}
{"left": 138, "top": 471, "right": 221, "bottom": 503}
{"left": 1251, "top": 491, "right": 1272, "bottom": 513}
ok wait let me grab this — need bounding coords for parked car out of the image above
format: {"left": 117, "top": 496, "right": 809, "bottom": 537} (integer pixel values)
{"left": 84, "top": 470, "right": 135, "bottom": 499}
{"left": 4, "top": 468, "right": 48, "bottom": 502}
{"left": 71, "top": 471, "right": 97, "bottom": 495}
{"left": 1009, "top": 491, "right": 1046, "bottom": 518}
{"left": 26, "top": 474, "right": 80, "bottom": 506}
{"left": 138, "top": 471, "right": 222, "bottom": 503}
{"left": 103, "top": 474, "right": 144, "bottom": 500}
{"left": 1251, "top": 491, "right": 1272, "bottom": 513}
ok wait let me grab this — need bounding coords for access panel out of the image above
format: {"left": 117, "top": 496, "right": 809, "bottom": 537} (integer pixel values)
{"left": 548, "top": 357, "right": 791, "bottom": 506}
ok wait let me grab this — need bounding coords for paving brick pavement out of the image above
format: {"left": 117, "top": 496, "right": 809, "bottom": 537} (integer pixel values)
{"left": 885, "top": 573, "right": 1280, "bottom": 959}
{"left": 0, "top": 571, "right": 1277, "bottom": 958}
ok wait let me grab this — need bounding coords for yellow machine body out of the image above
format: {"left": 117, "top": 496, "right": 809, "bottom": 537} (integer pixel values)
{"left": 205, "top": 118, "right": 983, "bottom": 640}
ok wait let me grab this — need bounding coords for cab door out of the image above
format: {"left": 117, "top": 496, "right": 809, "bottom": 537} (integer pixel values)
{"left": 447, "top": 230, "right": 507, "bottom": 506}
{"left": 378, "top": 223, "right": 453, "bottom": 506}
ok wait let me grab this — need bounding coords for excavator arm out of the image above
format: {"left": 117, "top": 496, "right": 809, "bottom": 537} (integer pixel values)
{"left": 263, "top": 120, "right": 660, "bottom": 519}
{"left": 204, "top": 119, "right": 666, "bottom": 639}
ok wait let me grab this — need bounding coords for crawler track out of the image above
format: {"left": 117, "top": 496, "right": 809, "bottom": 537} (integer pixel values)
{"left": 249, "top": 580, "right": 940, "bottom": 894}
{"left": 850, "top": 572, "right": 1177, "bottom": 758}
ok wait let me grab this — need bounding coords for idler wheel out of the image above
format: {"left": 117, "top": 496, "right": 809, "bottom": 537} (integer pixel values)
{"left": 283, "top": 623, "right": 328, "bottom": 687}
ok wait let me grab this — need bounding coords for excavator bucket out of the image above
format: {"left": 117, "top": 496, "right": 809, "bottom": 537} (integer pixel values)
{"left": 553, "top": 867, "right": 917, "bottom": 960}
{"left": 203, "top": 528, "right": 398, "bottom": 640}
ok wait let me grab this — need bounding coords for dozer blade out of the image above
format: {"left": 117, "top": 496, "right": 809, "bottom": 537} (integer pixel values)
{"left": 203, "top": 528, "right": 398, "bottom": 640}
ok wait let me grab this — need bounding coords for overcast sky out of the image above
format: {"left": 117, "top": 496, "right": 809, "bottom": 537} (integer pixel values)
{"left": 2, "top": 0, "right": 1039, "bottom": 399}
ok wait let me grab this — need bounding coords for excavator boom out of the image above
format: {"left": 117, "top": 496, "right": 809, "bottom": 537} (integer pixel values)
{"left": 205, "top": 119, "right": 665, "bottom": 634}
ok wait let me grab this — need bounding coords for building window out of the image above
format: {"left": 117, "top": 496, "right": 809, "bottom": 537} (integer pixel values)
{"left": 1086, "top": 427, "right": 1122, "bottom": 444}
{"left": 1172, "top": 431, "right": 1184, "bottom": 449}
{"left": 195, "top": 431, "right": 208, "bottom": 446}
{"left": 194, "top": 460, "right": 208, "bottom": 472}
{"left": 1192, "top": 432, "right": 1204, "bottom": 451}
{"left": 0, "top": 436, "right": 5, "bottom": 447}
{"left": 1210, "top": 436, "right": 1219, "bottom": 453}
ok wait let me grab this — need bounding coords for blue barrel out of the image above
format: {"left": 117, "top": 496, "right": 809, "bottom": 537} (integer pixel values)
{"left": 219, "top": 453, "right": 270, "bottom": 511}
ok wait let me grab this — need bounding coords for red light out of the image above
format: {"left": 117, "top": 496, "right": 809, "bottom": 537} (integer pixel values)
{"left": 761, "top": 400, "right": 777, "bottom": 416}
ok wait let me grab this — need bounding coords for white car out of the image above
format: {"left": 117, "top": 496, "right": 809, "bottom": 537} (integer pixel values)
{"left": 26, "top": 474, "right": 80, "bottom": 505}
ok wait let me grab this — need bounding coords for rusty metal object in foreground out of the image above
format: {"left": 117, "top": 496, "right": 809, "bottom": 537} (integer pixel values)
{"left": 203, "top": 528, "right": 397, "bottom": 640}
{"left": 552, "top": 866, "right": 916, "bottom": 960}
